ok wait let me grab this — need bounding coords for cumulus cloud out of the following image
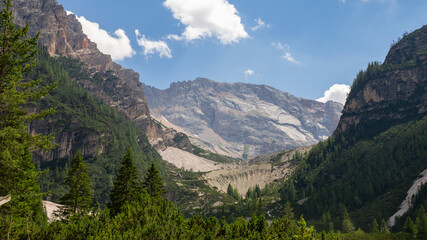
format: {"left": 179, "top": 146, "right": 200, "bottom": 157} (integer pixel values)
{"left": 73, "top": 14, "right": 135, "bottom": 61}
{"left": 135, "top": 30, "right": 172, "bottom": 58}
{"left": 271, "top": 42, "right": 300, "bottom": 64}
{"left": 163, "top": 0, "right": 249, "bottom": 44}
{"left": 251, "top": 18, "right": 270, "bottom": 31}
{"left": 317, "top": 84, "right": 351, "bottom": 105}
{"left": 244, "top": 69, "right": 254, "bottom": 78}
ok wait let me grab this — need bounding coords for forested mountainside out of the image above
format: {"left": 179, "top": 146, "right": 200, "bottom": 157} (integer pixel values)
{"left": 10, "top": 0, "right": 192, "bottom": 153}
{"left": 279, "top": 25, "right": 427, "bottom": 231}
{"left": 28, "top": 46, "right": 161, "bottom": 204}
{"left": 28, "top": 46, "right": 239, "bottom": 211}
{"left": 10, "top": 0, "right": 296, "bottom": 213}
{"left": 144, "top": 79, "right": 342, "bottom": 158}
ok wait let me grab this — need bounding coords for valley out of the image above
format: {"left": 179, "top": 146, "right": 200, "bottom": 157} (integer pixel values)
{"left": 1, "top": 0, "right": 426, "bottom": 239}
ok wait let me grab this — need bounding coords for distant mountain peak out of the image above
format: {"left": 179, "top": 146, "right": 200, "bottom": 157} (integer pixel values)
{"left": 144, "top": 79, "right": 343, "bottom": 158}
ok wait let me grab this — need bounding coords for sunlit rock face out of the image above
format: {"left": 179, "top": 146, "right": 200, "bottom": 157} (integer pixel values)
{"left": 145, "top": 78, "right": 343, "bottom": 158}
{"left": 335, "top": 25, "right": 427, "bottom": 135}
{"left": 12, "top": 0, "right": 192, "bottom": 160}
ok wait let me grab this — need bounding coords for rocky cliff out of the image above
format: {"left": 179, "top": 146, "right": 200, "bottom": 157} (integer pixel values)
{"left": 11, "top": 0, "right": 191, "bottom": 157}
{"left": 144, "top": 79, "right": 343, "bottom": 158}
{"left": 335, "top": 25, "right": 427, "bottom": 135}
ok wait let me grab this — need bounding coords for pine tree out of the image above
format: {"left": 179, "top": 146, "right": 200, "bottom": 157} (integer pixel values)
{"left": 283, "top": 201, "right": 295, "bottom": 220}
{"left": 0, "top": 0, "right": 56, "bottom": 195}
{"left": 403, "top": 216, "right": 417, "bottom": 235}
{"left": 108, "top": 148, "right": 141, "bottom": 215}
{"left": 416, "top": 205, "right": 427, "bottom": 239}
{"left": 60, "top": 151, "right": 93, "bottom": 215}
{"left": 0, "top": 0, "right": 55, "bottom": 237}
{"left": 371, "top": 218, "right": 379, "bottom": 233}
{"left": 341, "top": 208, "right": 355, "bottom": 233}
{"left": 142, "top": 161, "right": 165, "bottom": 198}
{"left": 380, "top": 218, "right": 389, "bottom": 233}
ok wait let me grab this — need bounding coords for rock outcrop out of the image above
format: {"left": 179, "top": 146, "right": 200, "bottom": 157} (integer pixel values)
{"left": 335, "top": 25, "right": 427, "bottom": 135}
{"left": 144, "top": 79, "right": 343, "bottom": 158}
{"left": 11, "top": 0, "right": 191, "bottom": 157}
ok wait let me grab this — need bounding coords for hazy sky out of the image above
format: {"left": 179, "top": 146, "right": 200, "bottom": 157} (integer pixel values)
{"left": 57, "top": 0, "right": 427, "bottom": 104}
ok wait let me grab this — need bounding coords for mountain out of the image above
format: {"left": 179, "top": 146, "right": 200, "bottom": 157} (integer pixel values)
{"left": 11, "top": 0, "right": 191, "bottom": 154}
{"left": 144, "top": 79, "right": 343, "bottom": 158}
{"left": 279, "top": 25, "right": 427, "bottom": 231}
{"left": 336, "top": 26, "right": 427, "bottom": 136}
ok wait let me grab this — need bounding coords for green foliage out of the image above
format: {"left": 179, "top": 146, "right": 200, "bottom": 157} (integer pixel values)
{"left": 416, "top": 205, "right": 427, "bottom": 239}
{"left": 0, "top": 1, "right": 54, "bottom": 238}
{"left": 192, "top": 145, "right": 237, "bottom": 163}
{"left": 280, "top": 116, "right": 427, "bottom": 230}
{"left": 371, "top": 218, "right": 379, "bottom": 233}
{"left": 226, "top": 184, "right": 241, "bottom": 201}
{"left": 108, "top": 148, "right": 141, "bottom": 215}
{"left": 403, "top": 216, "right": 417, "bottom": 235}
{"left": 0, "top": 0, "right": 55, "bottom": 196}
{"left": 283, "top": 201, "right": 295, "bottom": 220}
{"left": 26, "top": 46, "right": 163, "bottom": 205}
{"left": 348, "top": 61, "right": 382, "bottom": 99}
{"left": 143, "top": 162, "right": 166, "bottom": 198}
{"left": 59, "top": 151, "right": 93, "bottom": 215}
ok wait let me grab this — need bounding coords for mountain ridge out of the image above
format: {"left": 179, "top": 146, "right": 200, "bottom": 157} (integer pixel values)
{"left": 11, "top": 0, "right": 192, "bottom": 157}
{"left": 144, "top": 78, "right": 343, "bottom": 158}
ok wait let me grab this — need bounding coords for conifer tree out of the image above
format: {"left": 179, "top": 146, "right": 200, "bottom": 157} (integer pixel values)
{"left": 371, "top": 218, "right": 379, "bottom": 233}
{"left": 341, "top": 208, "right": 355, "bottom": 233}
{"left": 0, "top": 0, "right": 55, "bottom": 237}
{"left": 108, "top": 148, "right": 141, "bottom": 215}
{"left": 60, "top": 151, "right": 93, "bottom": 214}
{"left": 416, "top": 205, "right": 427, "bottom": 239}
{"left": 0, "top": 0, "right": 56, "bottom": 195}
{"left": 142, "top": 161, "right": 165, "bottom": 198}
{"left": 403, "top": 216, "right": 417, "bottom": 235}
{"left": 283, "top": 201, "right": 295, "bottom": 220}
{"left": 380, "top": 218, "right": 389, "bottom": 233}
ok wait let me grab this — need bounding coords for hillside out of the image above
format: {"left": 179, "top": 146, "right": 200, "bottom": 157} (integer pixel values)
{"left": 144, "top": 79, "right": 342, "bottom": 158}
{"left": 279, "top": 25, "right": 427, "bottom": 231}
{"left": 11, "top": 0, "right": 192, "bottom": 153}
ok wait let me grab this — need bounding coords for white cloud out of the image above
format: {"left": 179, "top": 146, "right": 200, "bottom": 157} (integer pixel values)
{"left": 244, "top": 69, "right": 254, "bottom": 78}
{"left": 73, "top": 15, "right": 135, "bottom": 61}
{"left": 251, "top": 18, "right": 270, "bottom": 31}
{"left": 317, "top": 84, "right": 351, "bottom": 105}
{"left": 271, "top": 42, "right": 300, "bottom": 64}
{"left": 135, "top": 30, "right": 172, "bottom": 58}
{"left": 163, "top": 0, "right": 249, "bottom": 44}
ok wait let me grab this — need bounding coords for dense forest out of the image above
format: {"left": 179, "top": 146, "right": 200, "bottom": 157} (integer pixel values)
{"left": 278, "top": 24, "right": 427, "bottom": 234}
{"left": 0, "top": 0, "right": 426, "bottom": 239}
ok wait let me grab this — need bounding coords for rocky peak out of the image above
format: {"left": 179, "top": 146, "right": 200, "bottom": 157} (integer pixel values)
{"left": 12, "top": 0, "right": 192, "bottom": 155}
{"left": 144, "top": 79, "right": 343, "bottom": 158}
{"left": 335, "top": 25, "right": 427, "bottom": 135}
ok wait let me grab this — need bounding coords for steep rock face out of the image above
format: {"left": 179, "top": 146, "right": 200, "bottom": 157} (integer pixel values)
{"left": 144, "top": 79, "right": 342, "bottom": 158}
{"left": 12, "top": 0, "right": 191, "bottom": 155}
{"left": 335, "top": 25, "right": 427, "bottom": 135}
{"left": 28, "top": 114, "right": 108, "bottom": 161}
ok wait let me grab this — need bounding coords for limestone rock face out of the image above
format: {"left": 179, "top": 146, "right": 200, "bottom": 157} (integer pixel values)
{"left": 144, "top": 79, "right": 343, "bottom": 158}
{"left": 12, "top": 0, "right": 191, "bottom": 159}
{"left": 335, "top": 25, "right": 427, "bottom": 135}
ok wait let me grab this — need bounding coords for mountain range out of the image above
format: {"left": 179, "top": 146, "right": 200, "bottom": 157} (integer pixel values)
{"left": 144, "top": 79, "right": 342, "bottom": 158}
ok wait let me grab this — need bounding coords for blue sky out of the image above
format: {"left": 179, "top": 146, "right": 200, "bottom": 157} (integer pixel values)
{"left": 57, "top": 0, "right": 427, "bottom": 104}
